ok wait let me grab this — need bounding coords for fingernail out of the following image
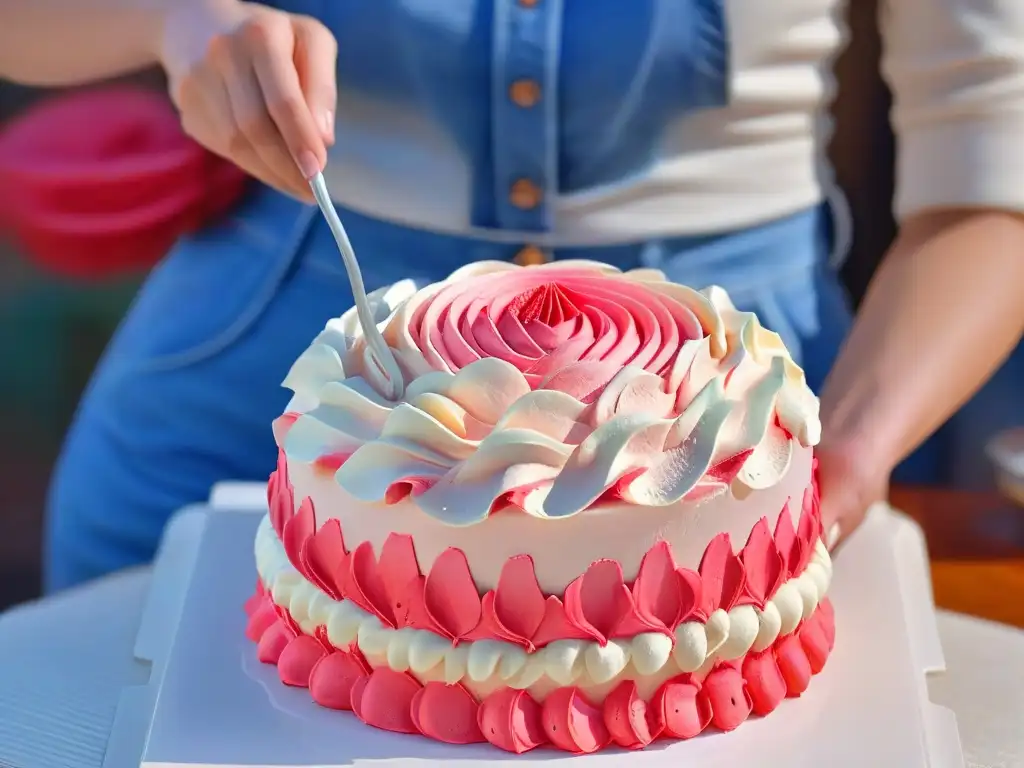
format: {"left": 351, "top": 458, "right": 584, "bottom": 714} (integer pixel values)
{"left": 826, "top": 523, "right": 841, "bottom": 551}
{"left": 297, "top": 150, "right": 321, "bottom": 180}
{"left": 320, "top": 110, "right": 334, "bottom": 140}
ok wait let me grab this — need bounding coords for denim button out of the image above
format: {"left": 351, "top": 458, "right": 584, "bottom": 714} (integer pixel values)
{"left": 510, "top": 178, "right": 543, "bottom": 209}
{"left": 509, "top": 79, "right": 542, "bottom": 108}
{"left": 514, "top": 245, "right": 549, "bottom": 265}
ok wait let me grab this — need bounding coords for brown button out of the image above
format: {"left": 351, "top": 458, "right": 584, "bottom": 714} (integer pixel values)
{"left": 514, "top": 246, "right": 549, "bottom": 266}
{"left": 518, "top": 0, "right": 539, "bottom": 7}
{"left": 510, "top": 178, "right": 543, "bottom": 210}
{"left": 509, "top": 79, "right": 541, "bottom": 108}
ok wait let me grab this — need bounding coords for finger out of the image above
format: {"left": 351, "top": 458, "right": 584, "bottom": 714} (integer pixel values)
{"left": 224, "top": 73, "right": 314, "bottom": 201}
{"left": 292, "top": 15, "right": 338, "bottom": 145}
{"left": 243, "top": 16, "right": 327, "bottom": 179}
{"left": 219, "top": 41, "right": 312, "bottom": 198}
{"left": 825, "top": 521, "right": 843, "bottom": 551}
{"left": 184, "top": 52, "right": 307, "bottom": 200}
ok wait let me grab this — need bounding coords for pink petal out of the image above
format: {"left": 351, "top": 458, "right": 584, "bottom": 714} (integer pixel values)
{"left": 698, "top": 534, "right": 746, "bottom": 613}
{"left": 795, "top": 495, "right": 819, "bottom": 574}
{"left": 268, "top": 450, "right": 294, "bottom": 537}
{"left": 740, "top": 518, "right": 785, "bottom": 608}
{"left": 799, "top": 612, "right": 831, "bottom": 673}
{"left": 776, "top": 634, "right": 813, "bottom": 697}
{"left": 391, "top": 575, "right": 439, "bottom": 633}
{"left": 774, "top": 501, "right": 798, "bottom": 577}
{"left": 277, "top": 634, "right": 326, "bottom": 687}
{"left": 424, "top": 548, "right": 483, "bottom": 642}
{"left": 243, "top": 589, "right": 263, "bottom": 617}
{"left": 299, "top": 516, "right": 346, "bottom": 600}
{"left": 602, "top": 680, "right": 660, "bottom": 749}
{"left": 631, "top": 540, "right": 682, "bottom": 630}
{"left": 309, "top": 650, "right": 371, "bottom": 711}
{"left": 563, "top": 560, "right": 634, "bottom": 645}
{"left": 676, "top": 568, "right": 705, "bottom": 623}
{"left": 256, "top": 620, "right": 294, "bottom": 665}
{"left": 702, "top": 667, "right": 752, "bottom": 731}
{"left": 282, "top": 496, "right": 315, "bottom": 575}
{"left": 541, "top": 688, "right": 610, "bottom": 754}
{"left": 477, "top": 688, "right": 547, "bottom": 754}
{"left": 531, "top": 595, "right": 593, "bottom": 647}
{"left": 350, "top": 668, "right": 422, "bottom": 735}
{"left": 348, "top": 541, "right": 397, "bottom": 627}
{"left": 493, "top": 555, "right": 547, "bottom": 643}
{"left": 651, "top": 678, "right": 711, "bottom": 739}
{"left": 377, "top": 533, "right": 422, "bottom": 628}
{"left": 469, "top": 592, "right": 525, "bottom": 645}
{"left": 410, "top": 683, "right": 485, "bottom": 744}
{"left": 743, "top": 649, "right": 788, "bottom": 716}
{"left": 271, "top": 601, "right": 301, "bottom": 636}
{"left": 245, "top": 600, "right": 278, "bottom": 643}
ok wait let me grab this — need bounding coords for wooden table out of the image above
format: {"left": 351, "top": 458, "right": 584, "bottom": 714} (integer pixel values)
{"left": 890, "top": 485, "right": 1024, "bottom": 628}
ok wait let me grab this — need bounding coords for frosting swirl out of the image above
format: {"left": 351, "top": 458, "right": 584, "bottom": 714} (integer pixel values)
{"left": 280, "top": 261, "right": 820, "bottom": 524}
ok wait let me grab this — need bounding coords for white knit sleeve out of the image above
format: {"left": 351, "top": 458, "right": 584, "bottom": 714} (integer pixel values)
{"left": 881, "top": 0, "right": 1024, "bottom": 220}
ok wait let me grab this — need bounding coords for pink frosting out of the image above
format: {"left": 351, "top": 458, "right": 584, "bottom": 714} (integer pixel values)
{"left": 245, "top": 586, "right": 836, "bottom": 754}
{"left": 405, "top": 266, "right": 706, "bottom": 403}
{"left": 268, "top": 450, "right": 823, "bottom": 648}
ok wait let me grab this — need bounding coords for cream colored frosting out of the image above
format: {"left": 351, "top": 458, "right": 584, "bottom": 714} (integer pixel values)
{"left": 279, "top": 262, "right": 821, "bottom": 527}
{"left": 255, "top": 514, "right": 832, "bottom": 693}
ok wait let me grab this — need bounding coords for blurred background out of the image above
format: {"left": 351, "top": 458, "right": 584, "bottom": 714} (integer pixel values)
{"left": 0, "top": 3, "right": 897, "bottom": 610}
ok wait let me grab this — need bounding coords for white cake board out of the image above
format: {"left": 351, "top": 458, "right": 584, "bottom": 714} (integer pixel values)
{"left": 116, "top": 487, "right": 964, "bottom": 768}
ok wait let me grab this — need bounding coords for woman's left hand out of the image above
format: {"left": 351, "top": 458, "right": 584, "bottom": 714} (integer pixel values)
{"left": 815, "top": 435, "right": 890, "bottom": 551}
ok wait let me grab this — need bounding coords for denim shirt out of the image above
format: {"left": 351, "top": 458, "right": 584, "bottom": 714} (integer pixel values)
{"left": 271, "top": 0, "right": 842, "bottom": 243}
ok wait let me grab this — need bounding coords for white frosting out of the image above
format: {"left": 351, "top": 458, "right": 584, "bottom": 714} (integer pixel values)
{"left": 288, "top": 442, "right": 813, "bottom": 594}
{"left": 280, "top": 263, "right": 821, "bottom": 528}
{"left": 255, "top": 514, "right": 832, "bottom": 690}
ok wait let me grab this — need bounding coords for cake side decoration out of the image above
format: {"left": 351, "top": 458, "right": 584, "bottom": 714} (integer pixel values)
{"left": 254, "top": 458, "right": 829, "bottom": 687}
{"left": 246, "top": 568, "right": 835, "bottom": 753}
{"left": 277, "top": 261, "right": 821, "bottom": 524}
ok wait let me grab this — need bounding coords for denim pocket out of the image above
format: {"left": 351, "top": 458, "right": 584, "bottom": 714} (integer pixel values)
{"left": 109, "top": 188, "right": 317, "bottom": 373}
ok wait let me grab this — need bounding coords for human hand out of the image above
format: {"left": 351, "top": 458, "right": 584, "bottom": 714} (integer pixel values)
{"left": 816, "top": 436, "right": 890, "bottom": 552}
{"left": 158, "top": 0, "right": 337, "bottom": 202}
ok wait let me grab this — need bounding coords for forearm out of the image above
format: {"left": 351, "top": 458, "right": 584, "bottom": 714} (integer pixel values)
{"left": 820, "top": 209, "right": 1024, "bottom": 469}
{"left": 0, "top": 0, "right": 227, "bottom": 86}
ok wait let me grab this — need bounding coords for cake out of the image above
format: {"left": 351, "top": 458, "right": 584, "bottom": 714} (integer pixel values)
{"left": 244, "top": 260, "right": 835, "bottom": 754}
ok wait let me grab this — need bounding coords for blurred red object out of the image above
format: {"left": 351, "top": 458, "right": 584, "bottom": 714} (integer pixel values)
{"left": 0, "top": 86, "right": 248, "bottom": 280}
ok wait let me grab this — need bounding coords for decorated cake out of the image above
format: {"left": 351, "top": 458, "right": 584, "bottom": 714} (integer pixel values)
{"left": 244, "top": 260, "right": 835, "bottom": 754}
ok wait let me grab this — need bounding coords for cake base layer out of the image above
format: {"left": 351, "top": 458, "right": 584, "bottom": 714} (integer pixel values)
{"left": 245, "top": 584, "right": 835, "bottom": 755}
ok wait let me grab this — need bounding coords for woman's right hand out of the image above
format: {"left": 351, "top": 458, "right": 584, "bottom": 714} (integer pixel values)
{"left": 158, "top": 0, "right": 337, "bottom": 202}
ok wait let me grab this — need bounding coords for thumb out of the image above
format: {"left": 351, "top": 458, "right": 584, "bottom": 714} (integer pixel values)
{"left": 817, "top": 449, "right": 859, "bottom": 552}
{"left": 292, "top": 14, "right": 338, "bottom": 145}
{"left": 818, "top": 487, "right": 847, "bottom": 552}
{"left": 816, "top": 447, "right": 885, "bottom": 553}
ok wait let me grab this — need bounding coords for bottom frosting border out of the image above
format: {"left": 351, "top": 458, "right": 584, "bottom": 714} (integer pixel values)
{"left": 244, "top": 583, "right": 836, "bottom": 754}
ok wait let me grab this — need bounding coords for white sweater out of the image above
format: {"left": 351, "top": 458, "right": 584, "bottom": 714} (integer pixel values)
{"left": 323, "top": 0, "right": 1024, "bottom": 244}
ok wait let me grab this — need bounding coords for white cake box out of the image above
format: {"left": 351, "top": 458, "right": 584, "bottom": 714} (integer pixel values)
{"left": 109, "top": 489, "right": 963, "bottom": 767}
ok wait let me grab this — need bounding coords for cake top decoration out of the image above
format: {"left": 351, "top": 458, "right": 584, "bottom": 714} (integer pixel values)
{"left": 277, "top": 261, "right": 820, "bottom": 525}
